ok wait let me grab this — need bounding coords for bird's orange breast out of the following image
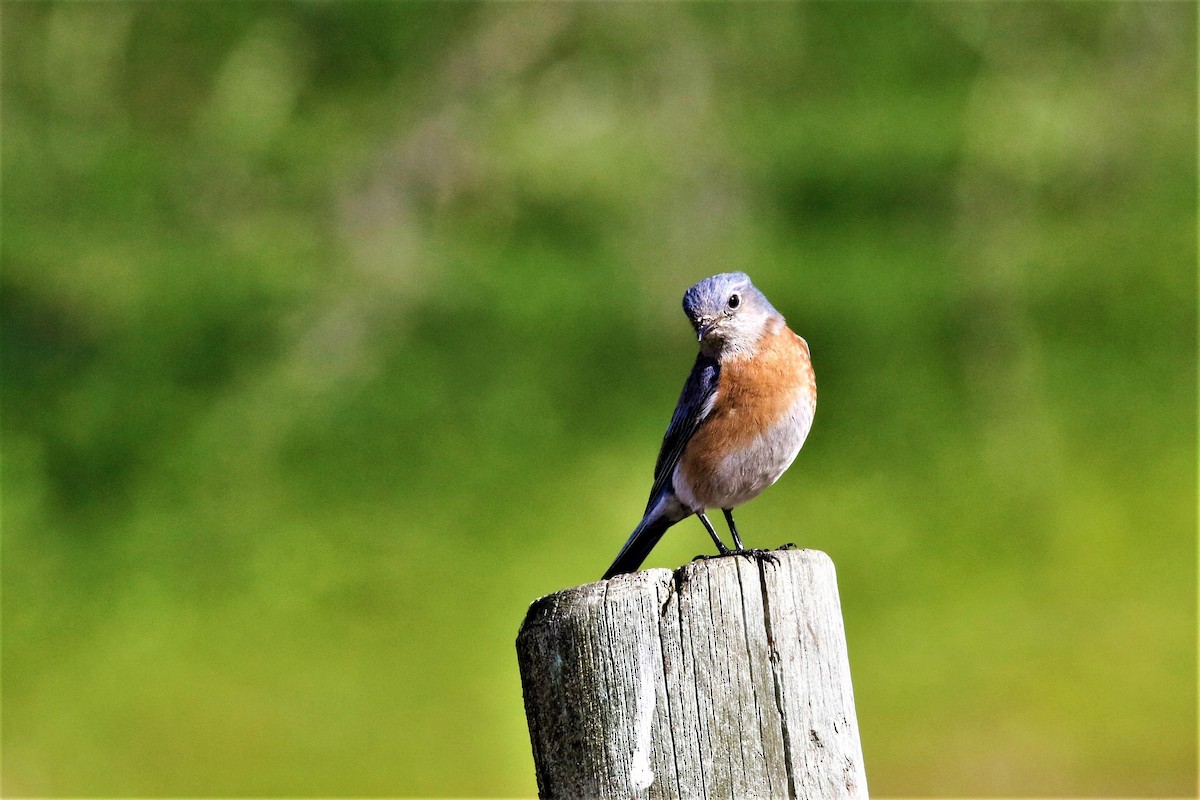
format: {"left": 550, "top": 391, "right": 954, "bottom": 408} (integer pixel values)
{"left": 678, "top": 323, "right": 816, "bottom": 507}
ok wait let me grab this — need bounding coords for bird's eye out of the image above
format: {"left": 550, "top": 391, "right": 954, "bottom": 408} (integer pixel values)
{"left": 727, "top": 293, "right": 740, "bottom": 310}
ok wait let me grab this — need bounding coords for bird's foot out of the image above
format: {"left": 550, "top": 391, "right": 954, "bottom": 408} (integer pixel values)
{"left": 691, "top": 547, "right": 782, "bottom": 568}
{"left": 777, "top": 542, "right": 798, "bottom": 551}
{"left": 691, "top": 538, "right": 734, "bottom": 562}
{"left": 690, "top": 547, "right": 732, "bottom": 564}
{"left": 735, "top": 547, "right": 782, "bottom": 568}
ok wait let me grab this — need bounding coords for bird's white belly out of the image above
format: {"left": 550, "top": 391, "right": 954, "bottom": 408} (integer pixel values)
{"left": 673, "top": 394, "right": 814, "bottom": 511}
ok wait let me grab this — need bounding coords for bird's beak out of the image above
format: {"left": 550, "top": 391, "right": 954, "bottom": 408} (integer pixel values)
{"left": 696, "top": 318, "right": 717, "bottom": 341}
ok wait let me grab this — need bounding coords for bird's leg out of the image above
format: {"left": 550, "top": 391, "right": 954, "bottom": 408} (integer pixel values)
{"left": 723, "top": 508, "right": 745, "bottom": 551}
{"left": 697, "top": 512, "right": 733, "bottom": 555}
{"left": 721, "top": 508, "right": 783, "bottom": 568}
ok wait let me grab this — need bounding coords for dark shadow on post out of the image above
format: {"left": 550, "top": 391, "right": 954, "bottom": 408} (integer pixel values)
{"left": 516, "top": 548, "right": 868, "bottom": 799}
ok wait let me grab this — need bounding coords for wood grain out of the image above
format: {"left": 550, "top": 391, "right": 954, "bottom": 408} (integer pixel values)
{"left": 517, "top": 548, "right": 868, "bottom": 799}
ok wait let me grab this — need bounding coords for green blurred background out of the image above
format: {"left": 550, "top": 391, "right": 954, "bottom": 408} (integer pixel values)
{"left": 2, "top": 2, "right": 1196, "bottom": 796}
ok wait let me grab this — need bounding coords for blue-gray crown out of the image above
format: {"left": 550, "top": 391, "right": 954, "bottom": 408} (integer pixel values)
{"left": 682, "top": 272, "right": 777, "bottom": 324}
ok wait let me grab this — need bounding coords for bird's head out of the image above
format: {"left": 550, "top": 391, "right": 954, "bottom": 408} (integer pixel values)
{"left": 682, "top": 272, "right": 781, "bottom": 356}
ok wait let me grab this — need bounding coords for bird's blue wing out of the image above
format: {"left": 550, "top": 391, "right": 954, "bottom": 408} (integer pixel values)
{"left": 644, "top": 354, "right": 720, "bottom": 514}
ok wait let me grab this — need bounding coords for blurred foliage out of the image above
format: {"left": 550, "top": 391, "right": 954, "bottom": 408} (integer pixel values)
{"left": 2, "top": 2, "right": 1196, "bottom": 796}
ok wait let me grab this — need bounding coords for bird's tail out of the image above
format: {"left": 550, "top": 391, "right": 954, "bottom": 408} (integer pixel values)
{"left": 602, "top": 512, "right": 678, "bottom": 580}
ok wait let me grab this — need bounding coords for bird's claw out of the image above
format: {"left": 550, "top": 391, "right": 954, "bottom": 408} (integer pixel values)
{"left": 737, "top": 547, "right": 782, "bottom": 567}
{"left": 691, "top": 547, "right": 784, "bottom": 568}
{"left": 690, "top": 549, "right": 731, "bottom": 563}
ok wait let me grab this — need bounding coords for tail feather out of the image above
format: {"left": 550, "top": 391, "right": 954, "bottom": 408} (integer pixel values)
{"left": 602, "top": 514, "right": 677, "bottom": 580}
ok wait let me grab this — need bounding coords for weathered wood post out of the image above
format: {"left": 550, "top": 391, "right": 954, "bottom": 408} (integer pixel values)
{"left": 516, "top": 548, "right": 867, "bottom": 799}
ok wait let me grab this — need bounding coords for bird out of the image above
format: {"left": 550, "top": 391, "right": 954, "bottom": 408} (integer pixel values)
{"left": 602, "top": 272, "right": 816, "bottom": 580}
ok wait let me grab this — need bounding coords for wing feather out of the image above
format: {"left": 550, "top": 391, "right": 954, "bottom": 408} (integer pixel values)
{"left": 644, "top": 354, "right": 720, "bottom": 514}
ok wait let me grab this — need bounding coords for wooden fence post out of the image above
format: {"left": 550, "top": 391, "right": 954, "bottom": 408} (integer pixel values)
{"left": 516, "top": 548, "right": 868, "bottom": 799}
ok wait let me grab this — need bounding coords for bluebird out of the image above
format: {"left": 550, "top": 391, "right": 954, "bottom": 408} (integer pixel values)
{"left": 603, "top": 272, "right": 817, "bottom": 579}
